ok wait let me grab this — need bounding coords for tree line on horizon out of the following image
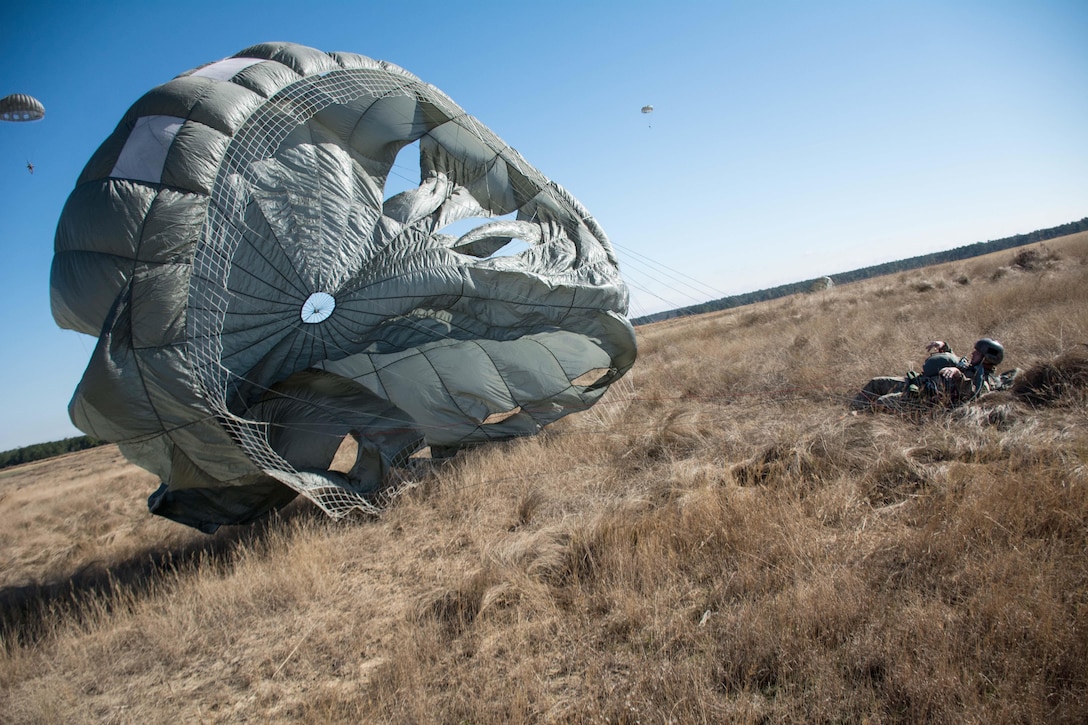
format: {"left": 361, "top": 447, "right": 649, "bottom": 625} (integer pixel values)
{"left": 0, "top": 436, "right": 104, "bottom": 470}
{"left": 632, "top": 216, "right": 1088, "bottom": 326}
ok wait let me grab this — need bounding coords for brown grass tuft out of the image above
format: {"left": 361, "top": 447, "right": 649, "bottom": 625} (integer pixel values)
{"left": 1013, "top": 345, "right": 1088, "bottom": 406}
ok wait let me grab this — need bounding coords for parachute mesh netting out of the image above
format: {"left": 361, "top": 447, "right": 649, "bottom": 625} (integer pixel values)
{"left": 51, "top": 43, "right": 637, "bottom": 532}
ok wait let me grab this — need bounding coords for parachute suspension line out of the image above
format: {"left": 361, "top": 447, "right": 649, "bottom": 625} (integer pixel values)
{"left": 386, "top": 163, "right": 420, "bottom": 195}
{"left": 619, "top": 263, "right": 711, "bottom": 319}
{"left": 386, "top": 141, "right": 422, "bottom": 197}
{"left": 624, "top": 278, "right": 696, "bottom": 314}
{"left": 611, "top": 244, "right": 738, "bottom": 319}
{"left": 614, "top": 241, "right": 729, "bottom": 300}
{"left": 621, "top": 258, "right": 709, "bottom": 306}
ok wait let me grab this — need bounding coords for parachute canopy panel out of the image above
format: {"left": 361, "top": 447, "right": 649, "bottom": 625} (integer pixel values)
{"left": 51, "top": 42, "right": 637, "bottom": 532}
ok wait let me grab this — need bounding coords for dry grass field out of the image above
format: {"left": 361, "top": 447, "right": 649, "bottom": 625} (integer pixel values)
{"left": 2, "top": 233, "right": 1087, "bottom": 724}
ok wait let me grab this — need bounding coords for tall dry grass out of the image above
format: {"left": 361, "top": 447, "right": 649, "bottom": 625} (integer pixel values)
{"left": 2, "top": 233, "right": 1087, "bottom": 723}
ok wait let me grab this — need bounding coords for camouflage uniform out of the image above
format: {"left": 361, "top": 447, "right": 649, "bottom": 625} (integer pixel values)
{"left": 951, "top": 357, "right": 1016, "bottom": 401}
{"left": 852, "top": 352, "right": 966, "bottom": 412}
{"left": 852, "top": 347, "right": 1016, "bottom": 413}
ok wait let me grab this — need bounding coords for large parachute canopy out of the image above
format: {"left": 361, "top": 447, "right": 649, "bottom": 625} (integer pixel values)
{"left": 0, "top": 94, "right": 45, "bottom": 121}
{"left": 51, "top": 43, "right": 637, "bottom": 532}
{"left": 640, "top": 105, "right": 653, "bottom": 114}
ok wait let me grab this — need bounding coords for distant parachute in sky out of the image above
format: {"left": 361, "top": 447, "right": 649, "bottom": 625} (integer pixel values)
{"left": 0, "top": 94, "right": 45, "bottom": 122}
{"left": 641, "top": 105, "right": 653, "bottom": 114}
{"left": 51, "top": 42, "right": 637, "bottom": 533}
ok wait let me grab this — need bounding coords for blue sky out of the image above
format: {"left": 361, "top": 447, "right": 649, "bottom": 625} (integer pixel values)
{"left": 1, "top": 0, "right": 1086, "bottom": 449}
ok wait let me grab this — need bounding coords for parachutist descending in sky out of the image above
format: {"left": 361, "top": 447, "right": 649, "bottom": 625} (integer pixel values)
{"left": 1, "top": 95, "right": 45, "bottom": 174}
{"left": 51, "top": 42, "right": 637, "bottom": 533}
{"left": 641, "top": 104, "right": 653, "bottom": 128}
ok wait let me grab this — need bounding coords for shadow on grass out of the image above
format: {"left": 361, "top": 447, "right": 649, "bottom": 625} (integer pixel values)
{"left": 0, "top": 499, "right": 330, "bottom": 649}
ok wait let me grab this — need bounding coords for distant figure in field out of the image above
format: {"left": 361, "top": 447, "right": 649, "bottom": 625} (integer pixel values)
{"left": 852, "top": 338, "right": 1016, "bottom": 413}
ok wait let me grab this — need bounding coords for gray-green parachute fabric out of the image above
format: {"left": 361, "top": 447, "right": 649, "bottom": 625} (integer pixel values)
{"left": 51, "top": 43, "right": 637, "bottom": 532}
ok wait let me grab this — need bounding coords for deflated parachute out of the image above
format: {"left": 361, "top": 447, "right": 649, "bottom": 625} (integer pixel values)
{"left": 51, "top": 42, "right": 637, "bottom": 532}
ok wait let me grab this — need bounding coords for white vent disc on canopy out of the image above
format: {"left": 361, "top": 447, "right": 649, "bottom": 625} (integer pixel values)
{"left": 301, "top": 292, "right": 336, "bottom": 323}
